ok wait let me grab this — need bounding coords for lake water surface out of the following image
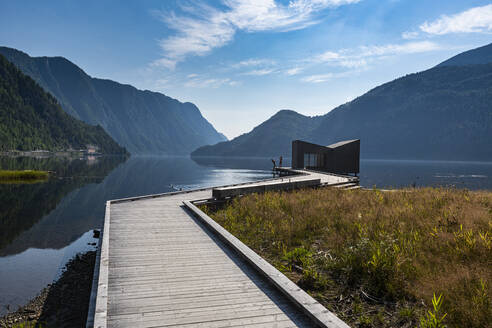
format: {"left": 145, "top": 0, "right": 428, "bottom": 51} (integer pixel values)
{"left": 1, "top": 155, "right": 491, "bottom": 315}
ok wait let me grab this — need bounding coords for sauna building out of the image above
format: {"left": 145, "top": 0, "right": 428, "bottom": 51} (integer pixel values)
{"left": 292, "top": 139, "right": 360, "bottom": 175}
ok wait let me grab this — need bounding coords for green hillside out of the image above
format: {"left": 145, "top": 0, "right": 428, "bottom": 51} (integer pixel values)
{"left": 0, "top": 47, "right": 227, "bottom": 155}
{"left": 0, "top": 54, "right": 127, "bottom": 154}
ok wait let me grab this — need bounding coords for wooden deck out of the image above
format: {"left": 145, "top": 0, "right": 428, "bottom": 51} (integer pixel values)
{"left": 87, "top": 169, "right": 355, "bottom": 328}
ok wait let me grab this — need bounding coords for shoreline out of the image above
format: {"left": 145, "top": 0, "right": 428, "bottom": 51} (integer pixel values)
{"left": 0, "top": 251, "right": 96, "bottom": 328}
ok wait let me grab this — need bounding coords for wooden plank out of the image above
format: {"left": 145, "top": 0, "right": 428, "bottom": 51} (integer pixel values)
{"left": 183, "top": 200, "right": 350, "bottom": 328}
{"left": 89, "top": 169, "right": 354, "bottom": 328}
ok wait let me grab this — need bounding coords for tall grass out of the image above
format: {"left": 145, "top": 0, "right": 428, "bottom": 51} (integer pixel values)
{"left": 0, "top": 170, "right": 49, "bottom": 182}
{"left": 202, "top": 187, "right": 492, "bottom": 327}
{"left": 11, "top": 322, "right": 45, "bottom": 328}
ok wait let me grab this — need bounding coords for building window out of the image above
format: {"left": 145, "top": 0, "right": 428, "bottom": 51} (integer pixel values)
{"left": 304, "top": 153, "right": 318, "bottom": 168}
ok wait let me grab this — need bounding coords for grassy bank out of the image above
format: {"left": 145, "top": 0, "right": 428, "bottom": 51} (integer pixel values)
{"left": 0, "top": 170, "right": 49, "bottom": 182}
{"left": 202, "top": 187, "right": 491, "bottom": 328}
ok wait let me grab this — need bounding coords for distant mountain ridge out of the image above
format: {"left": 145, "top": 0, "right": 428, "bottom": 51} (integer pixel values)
{"left": 192, "top": 43, "right": 492, "bottom": 161}
{"left": 437, "top": 43, "right": 492, "bottom": 67}
{"left": 0, "top": 54, "right": 126, "bottom": 154}
{"left": 192, "top": 110, "right": 324, "bottom": 157}
{"left": 0, "top": 47, "right": 226, "bottom": 154}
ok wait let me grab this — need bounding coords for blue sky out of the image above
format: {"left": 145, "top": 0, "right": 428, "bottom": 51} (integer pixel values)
{"left": 1, "top": 0, "right": 492, "bottom": 138}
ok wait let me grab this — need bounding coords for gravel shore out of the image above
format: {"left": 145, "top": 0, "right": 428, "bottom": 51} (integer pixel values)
{"left": 0, "top": 251, "right": 96, "bottom": 328}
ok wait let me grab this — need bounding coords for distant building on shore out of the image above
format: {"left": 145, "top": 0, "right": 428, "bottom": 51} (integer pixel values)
{"left": 292, "top": 139, "right": 360, "bottom": 175}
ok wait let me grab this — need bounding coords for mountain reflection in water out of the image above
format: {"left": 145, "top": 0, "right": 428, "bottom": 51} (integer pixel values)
{"left": 0, "top": 155, "right": 273, "bottom": 315}
{"left": 1, "top": 155, "right": 491, "bottom": 315}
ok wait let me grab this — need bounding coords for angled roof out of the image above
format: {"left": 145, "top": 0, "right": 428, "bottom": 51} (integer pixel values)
{"left": 327, "top": 139, "right": 359, "bottom": 149}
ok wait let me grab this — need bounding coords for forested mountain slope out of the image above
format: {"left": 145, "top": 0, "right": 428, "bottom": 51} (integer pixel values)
{"left": 0, "top": 47, "right": 226, "bottom": 154}
{"left": 0, "top": 54, "right": 126, "bottom": 154}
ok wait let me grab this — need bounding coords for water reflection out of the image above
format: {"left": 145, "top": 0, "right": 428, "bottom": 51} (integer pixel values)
{"left": 191, "top": 155, "right": 288, "bottom": 170}
{"left": 0, "top": 155, "right": 272, "bottom": 314}
{"left": 0, "top": 232, "right": 97, "bottom": 316}
{"left": 0, "top": 156, "right": 126, "bottom": 254}
{"left": 1, "top": 155, "right": 491, "bottom": 315}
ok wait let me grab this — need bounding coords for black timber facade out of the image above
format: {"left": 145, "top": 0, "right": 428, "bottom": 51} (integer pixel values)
{"left": 292, "top": 139, "right": 360, "bottom": 174}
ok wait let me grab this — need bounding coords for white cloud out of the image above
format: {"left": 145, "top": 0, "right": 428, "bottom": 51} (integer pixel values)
{"left": 155, "top": 0, "right": 362, "bottom": 69}
{"left": 242, "top": 68, "right": 276, "bottom": 76}
{"left": 285, "top": 67, "right": 303, "bottom": 75}
{"left": 301, "top": 73, "right": 333, "bottom": 83}
{"left": 420, "top": 4, "right": 492, "bottom": 35}
{"left": 312, "top": 41, "right": 441, "bottom": 65}
{"left": 301, "top": 70, "right": 358, "bottom": 83}
{"left": 339, "top": 59, "right": 367, "bottom": 68}
{"left": 299, "top": 41, "right": 441, "bottom": 83}
{"left": 184, "top": 76, "right": 239, "bottom": 88}
{"left": 231, "top": 58, "right": 276, "bottom": 68}
{"left": 401, "top": 31, "right": 419, "bottom": 39}
{"left": 315, "top": 51, "right": 341, "bottom": 61}
{"left": 151, "top": 58, "right": 178, "bottom": 70}
{"left": 357, "top": 41, "right": 441, "bottom": 56}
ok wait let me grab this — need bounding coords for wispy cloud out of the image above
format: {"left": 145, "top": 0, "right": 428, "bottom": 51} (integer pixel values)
{"left": 401, "top": 31, "right": 419, "bottom": 40}
{"left": 231, "top": 58, "right": 276, "bottom": 68}
{"left": 153, "top": 0, "right": 362, "bottom": 69}
{"left": 241, "top": 68, "right": 276, "bottom": 76}
{"left": 299, "top": 41, "right": 441, "bottom": 83}
{"left": 300, "top": 70, "right": 356, "bottom": 83}
{"left": 285, "top": 67, "right": 303, "bottom": 75}
{"left": 312, "top": 41, "right": 441, "bottom": 65}
{"left": 338, "top": 59, "right": 367, "bottom": 68}
{"left": 184, "top": 76, "right": 238, "bottom": 88}
{"left": 301, "top": 73, "right": 334, "bottom": 83}
{"left": 420, "top": 4, "right": 492, "bottom": 35}
{"left": 356, "top": 41, "right": 441, "bottom": 56}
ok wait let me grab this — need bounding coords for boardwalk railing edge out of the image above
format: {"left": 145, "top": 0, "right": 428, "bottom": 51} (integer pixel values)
{"left": 183, "top": 200, "right": 350, "bottom": 328}
{"left": 86, "top": 168, "right": 357, "bottom": 327}
{"left": 85, "top": 223, "right": 102, "bottom": 327}
{"left": 108, "top": 174, "right": 303, "bottom": 204}
{"left": 106, "top": 169, "right": 357, "bottom": 205}
{"left": 87, "top": 201, "right": 110, "bottom": 328}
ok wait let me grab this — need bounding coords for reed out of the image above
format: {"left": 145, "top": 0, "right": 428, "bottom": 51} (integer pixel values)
{"left": 202, "top": 187, "right": 492, "bottom": 328}
{"left": 0, "top": 170, "right": 49, "bottom": 182}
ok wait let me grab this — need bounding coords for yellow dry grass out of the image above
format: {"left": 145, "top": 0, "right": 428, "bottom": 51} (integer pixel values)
{"left": 202, "top": 187, "right": 492, "bottom": 328}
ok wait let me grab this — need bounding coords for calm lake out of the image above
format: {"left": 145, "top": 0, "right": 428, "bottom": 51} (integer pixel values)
{"left": 1, "top": 155, "right": 492, "bottom": 315}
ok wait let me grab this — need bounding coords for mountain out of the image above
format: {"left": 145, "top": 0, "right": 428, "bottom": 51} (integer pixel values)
{"left": 192, "top": 43, "right": 492, "bottom": 161}
{"left": 310, "top": 63, "right": 492, "bottom": 160}
{"left": 0, "top": 47, "right": 226, "bottom": 155}
{"left": 437, "top": 43, "right": 492, "bottom": 67}
{"left": 0, "top": 54, "right": 126, "bottom": 154}
{"left": 192, "top": 110, "right": 324, "bottom": 157}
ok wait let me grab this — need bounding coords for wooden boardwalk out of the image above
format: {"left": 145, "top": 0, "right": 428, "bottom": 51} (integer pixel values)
{"left": 87, "top": 169, "right": 356, "bottom": 328}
